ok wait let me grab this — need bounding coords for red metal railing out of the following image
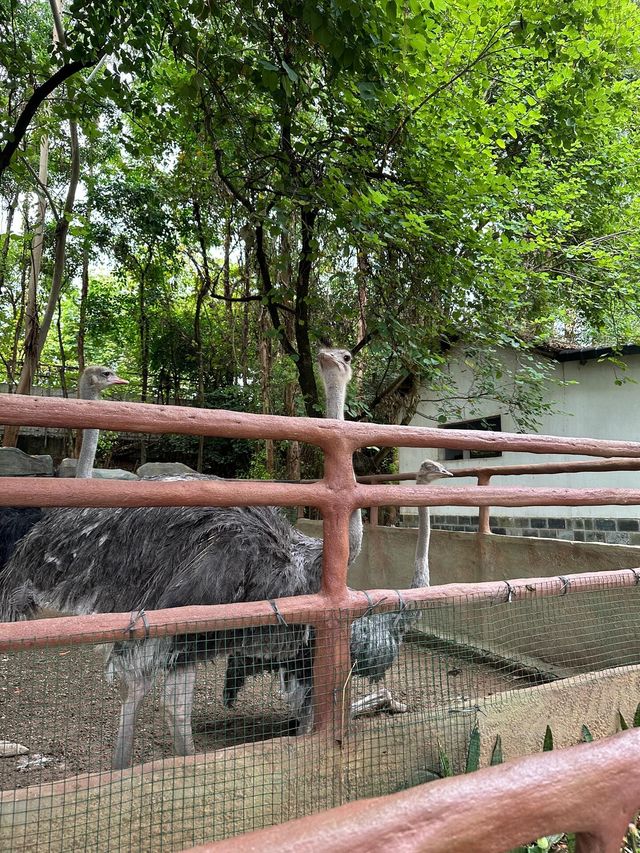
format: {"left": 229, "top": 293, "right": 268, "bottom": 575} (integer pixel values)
{"left": 2, "top": 392, "right": 640, "bottom": 851}
{"left": 361, "top": 457, "right": 640, "bottom": 532}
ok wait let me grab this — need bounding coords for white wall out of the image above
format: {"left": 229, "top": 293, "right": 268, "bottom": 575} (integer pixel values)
{"left": 398, "top": 348, "right": 640, "bottom": 520}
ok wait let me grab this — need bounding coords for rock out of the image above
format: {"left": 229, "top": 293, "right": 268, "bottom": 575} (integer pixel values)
{"left": 137, "top": 462, "right": 198, "bottom": 478}
{"left": 58, "top": 459, "right": 138, "bottom": 479}
{"left": 0, "top": 741, "right": 29, "bottom": 757}
{"left": 57, "top": 457, "right": 78, "bottom": 478}
{"left": 0, "top": 447, "right": 53, "bottom": 477}
{"left": 92, "top": 469, "right": 138, "bottom": 480}
{"left": 17, "top": 753, "right": 54, "bottom": 771}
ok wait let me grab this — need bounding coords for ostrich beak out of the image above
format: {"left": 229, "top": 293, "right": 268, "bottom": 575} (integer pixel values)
{"left": 318, "top": 350, "right": 337, "bottom": 367}
{"left": 109, "top": 376, "right": 129, "bottom": 386}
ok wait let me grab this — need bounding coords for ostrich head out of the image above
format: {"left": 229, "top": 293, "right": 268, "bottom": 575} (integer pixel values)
{"left": 79, "top": 366, "right": 128, "bottom": 401}
{"left": 317, "top": 348, "right": 353, "bottom": 421}
{"left": 416, "top": 459, "right": 453, "bottom": 485}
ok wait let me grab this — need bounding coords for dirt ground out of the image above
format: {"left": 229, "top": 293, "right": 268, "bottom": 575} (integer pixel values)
{"left": 0, "top": 638, "right": 527, "bottom": 794}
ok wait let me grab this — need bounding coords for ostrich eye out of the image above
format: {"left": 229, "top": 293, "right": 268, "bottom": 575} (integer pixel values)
{"left": 343, "top": 354, "right": 351, "bottom": 362}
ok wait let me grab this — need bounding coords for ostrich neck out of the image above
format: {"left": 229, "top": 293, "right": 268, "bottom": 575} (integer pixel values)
{"left": 324, "top": 372, "right": 362, "bottom": 564}
{"left": 76, "top": 428, "right": 99, "bottom": 479}
{"left": 411, "top": 505, "right": 431, "bottom": 588}
{"left": 324, "top": 376, "right": 346, "bottom": 421}
{"left": 76, "top": 382, "right": 100, "bottom": 479}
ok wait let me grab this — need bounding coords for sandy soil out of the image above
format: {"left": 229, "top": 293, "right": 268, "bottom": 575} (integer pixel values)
{"left": 0, "top": 638, "right": 526, "bottom": 795}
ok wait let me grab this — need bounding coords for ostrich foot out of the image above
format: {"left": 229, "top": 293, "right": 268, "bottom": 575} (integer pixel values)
{"left": 351, "top": 688, "right": 408, "bottom": 718}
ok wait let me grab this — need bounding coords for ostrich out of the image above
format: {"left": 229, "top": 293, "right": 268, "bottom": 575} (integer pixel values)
{"left": 0, "top": 366, "right": 128, "bottom": 568}
{"left": 349, "top": 458, "right": 452, "bottom": 715}
{"left": 74, "top": 365, "right": 129, "bottom": 478}
{"left": 225, "top": 459, "right": 452, "bottom": 718}
{"left": 0, "top": 347, "right": 360, "bottom": 769}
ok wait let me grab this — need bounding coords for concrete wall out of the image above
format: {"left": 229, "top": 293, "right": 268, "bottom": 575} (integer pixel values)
{"left": 299, "top": 521, "right": 640, "bottom": 672}
{"left": 297, "top": 520, "right": 640, "bottom": 588}
{"left": 399, "top": 346, "right": 640, "bottom": 520}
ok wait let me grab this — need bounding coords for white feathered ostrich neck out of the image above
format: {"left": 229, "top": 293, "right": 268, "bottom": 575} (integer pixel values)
{"left": 411, "top": 459, "right": 453, "bottom": 588}
{"left": 317, "top": 347, "right": 363, "bottom": 564}
{"left": 76, "top": 366, "right": 128, "bottom": 479}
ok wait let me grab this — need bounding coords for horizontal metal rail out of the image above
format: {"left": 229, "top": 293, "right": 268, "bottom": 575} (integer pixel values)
{"left": 358, "top": 456, "right": 640, "bottom": 482}
{"left": 187, "top": 727, "right": 640, "bottom": 853}
{"left": 0, "top": 568, "right": 636, "bottom": 652}
{"left": 3, "top": 478, "right": 640, "bottom": 510}
{"left": 4, "top": 393, "right": 640, "bottom": 456}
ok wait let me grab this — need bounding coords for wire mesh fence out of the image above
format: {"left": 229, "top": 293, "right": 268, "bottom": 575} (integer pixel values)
{"left": 1, "top": 571, "right": 639, "bottom": 852}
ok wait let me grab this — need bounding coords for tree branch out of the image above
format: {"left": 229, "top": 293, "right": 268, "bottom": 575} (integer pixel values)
{"left": 0, "top": 59, "right": 95, "bottom": 178}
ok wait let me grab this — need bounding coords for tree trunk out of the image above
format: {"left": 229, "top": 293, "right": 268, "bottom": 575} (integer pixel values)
{"left": 138, "top": 269, "right": 149, "bottom": 465}
{"left": 0, "top": 189, "right": 19, "bottom": 299}
{"left": 193, "top": 214, "right": 212, "bottom": 472}
{"left": 223, "top": 210, "right": 235, "bottom": 378}
{"left": 241, "top": 248, "right": 251, "bottom": 385}
{"left": 280, "top": 233, "right": 301, "bottom": 482}
{"left": 293, "top": 207, "right": 319, "bottom": 417}
{"left": 3, "top": 0, "right": 79, "bottom": 446}
{"left": 77, "top": 236, "right": 89, "bottom": 375}
{"left": 259, "top": 306, "right": 274, "bottom": 475}
{"left": 2, "top": 133, "right": 49, "bottom": 446}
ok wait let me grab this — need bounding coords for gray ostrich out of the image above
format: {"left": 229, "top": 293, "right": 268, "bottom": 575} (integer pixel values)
{"left": 0, "top": 366, "right": 128, "bottom": 568}
{"left": 226, "top": 459, "right": 452, "bottom": 719}
{"left": 349, "top": 458, "right": 452, "bottom": 715}
{"left": 0, "top": 348, "right": 360, "bottom": 769}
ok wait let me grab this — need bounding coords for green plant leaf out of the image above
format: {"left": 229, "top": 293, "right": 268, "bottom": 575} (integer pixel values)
{"left": 581, "top": 725, "right": 593, "bottom": 743}
{"left": 465, "top": 723, "right": 481, "bottom": 773}
{"left": 490, "top": 734, "right": 503, "bottom": 766}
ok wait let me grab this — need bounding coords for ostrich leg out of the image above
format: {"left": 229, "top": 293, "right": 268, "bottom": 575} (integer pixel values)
{"left": 162, "top": 663, "right": 198, "bottom": 757}
{"left": 113, "top": 673, "right": 154, "bottom": 770}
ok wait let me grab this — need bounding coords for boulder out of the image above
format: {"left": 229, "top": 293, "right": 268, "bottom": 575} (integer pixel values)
{"left": 58, "top": 458, "right": 138, "bottom": 479}
{"left": 136, "top": 462, "right": 198, "bottom": 478}
{"left": 0, "top": 447, "right": 53, "bottom": 477}
{"left": 93, "top": 469, "right": 139, "bottom": 480}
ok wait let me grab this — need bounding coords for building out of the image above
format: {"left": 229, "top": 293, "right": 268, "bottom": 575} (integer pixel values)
{"left": 399, "top": 344, "right": 640, "bottom": 544}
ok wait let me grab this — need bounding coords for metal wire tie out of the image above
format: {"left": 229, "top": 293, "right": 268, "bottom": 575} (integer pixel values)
{"left": 631, "top": 569, "right": 640, "bottom": 585}
{"left": 362, "top": 590, "right": 387, "bottom": 618}
{"left": 127, "top": 609, "right": 150, "bottom": 639}
{"left": 503, "top": 581, "right": 514, "bottom": 603}
{"left": 392, "top": 589, "right": 408, "bottom": 627}
{"left": 269, "top": 599, "right": 289, "bottom": 628}
{"left": 558, "top": 575, "right": 571, "bottom": 595}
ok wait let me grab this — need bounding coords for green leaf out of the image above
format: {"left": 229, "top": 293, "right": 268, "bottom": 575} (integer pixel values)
{"left": 581, "top": 725, "right": 593, "bottom": 743}
{"left": 543, "top": 726, "right": 553, "bottom": 752}
{"left": 465, "top": 724, "right": 481, "bottom": 773}
{"left": 490, "top": 735, "right": 503, "bottom": 766}
{"left": 281, "top": 60, "right": 298, "bottom": 82}
{"left": 619, "top": 712, "right": 629, "bottom": 731}
{"left": 438, "top": 742, "right": 452, "bottom": 777}
{"left": 633, "top": 702, "right": 640, "bottom": 728}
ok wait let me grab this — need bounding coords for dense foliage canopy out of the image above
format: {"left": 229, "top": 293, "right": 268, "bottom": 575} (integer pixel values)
{"left": 2, "top": 0, "right": 640, "bottom": 473}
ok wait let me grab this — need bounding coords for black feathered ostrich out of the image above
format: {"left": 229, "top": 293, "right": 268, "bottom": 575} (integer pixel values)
{"left": 0, "top": 348, "right": 361, "bottom": 769}
{"left": 0, "top": 366, "right": 128, "bottom": 567}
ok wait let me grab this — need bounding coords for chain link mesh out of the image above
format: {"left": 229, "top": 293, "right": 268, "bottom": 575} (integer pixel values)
{"left": 1, "top": 573, "right": 639, "bottom": 851}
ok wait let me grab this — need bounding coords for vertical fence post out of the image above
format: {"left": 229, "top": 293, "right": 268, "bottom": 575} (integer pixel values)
{"left": 477, "top": 472, "right": 492, "bottom": 534}
{"left": 313, "top": 498, "right": 354, "bottom": 741}
{"left": 369, "top": 505, "right": 379, "bottom": 526}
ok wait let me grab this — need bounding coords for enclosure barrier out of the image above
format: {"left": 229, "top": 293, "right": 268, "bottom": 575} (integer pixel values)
{"left": 2, "top": 393, "right": 640, "bottom": 851}
{"left": 186, "top": 727, "right": 640, "bottom": 853}
{"left": 359, "top": 457, "right": 640, "bottom": 531}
